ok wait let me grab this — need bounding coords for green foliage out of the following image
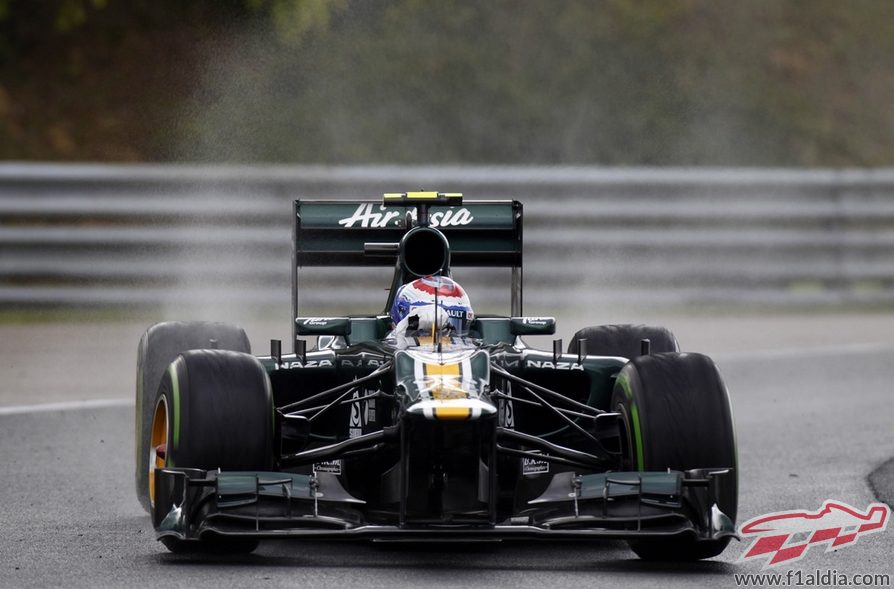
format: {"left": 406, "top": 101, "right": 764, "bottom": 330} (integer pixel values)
{"left": 55, "top": 0, "right": 108, "bottom": 31}
{"left": 0, "top": 0, "right": 343, "bottom": 39}
{"left": 252, "top": 0, "right": 347, "bottom": 42}
{"left": 3, "top": 0, "right": 894, "bottom": 165}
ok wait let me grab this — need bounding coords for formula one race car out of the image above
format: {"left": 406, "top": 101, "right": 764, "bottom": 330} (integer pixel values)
{"left": 135, "top": 192, "right": 738, "bottom": 560}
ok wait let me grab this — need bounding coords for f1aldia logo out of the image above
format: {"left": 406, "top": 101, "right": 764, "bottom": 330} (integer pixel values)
{"left": 738, "top": 500, "right": 890, "bottom": 568}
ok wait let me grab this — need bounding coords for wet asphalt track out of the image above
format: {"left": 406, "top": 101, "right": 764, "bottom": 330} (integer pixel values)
{"left": 1, "top": 324, "right": 893, "bottom": 588}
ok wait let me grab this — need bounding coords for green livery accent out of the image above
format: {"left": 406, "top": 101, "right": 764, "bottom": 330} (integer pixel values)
{"left": 199, "top": 472, "right": 322, "bottom": 512}
{"left": 169, "top": 363, "right": 181, "bottom": 452}
{"left": 472, "top": 318, "right": 514, "bottom": 345}
{"left": 617, "top": 374, "right": 645, "bottom": 472}
{"left": 579, "top": 471, "right": 682, "bottom": 502}
{"left": 629, "top": 402, "right": 644, "bottom": 472}
{"left": 347, "top": 317, "right": 387, "bottom": 344}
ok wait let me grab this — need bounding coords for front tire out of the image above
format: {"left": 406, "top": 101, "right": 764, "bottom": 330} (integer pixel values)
{"left": 150, "top": 349, "right": 273, "bottom": 554}
{"left": 136, "top": 321, "right": 251, "bottom": 513}
{"left": 611, "top": 352, "right": 737, "bottom": 561}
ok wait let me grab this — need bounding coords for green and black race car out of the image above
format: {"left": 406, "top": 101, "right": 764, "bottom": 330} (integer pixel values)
{"left": 135, "top": 192, "right": 738, "bottom": 560}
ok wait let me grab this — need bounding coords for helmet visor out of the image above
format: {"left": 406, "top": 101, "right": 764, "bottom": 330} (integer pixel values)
{"left": 402, "top": 301, "right": 473, "bottom": 337}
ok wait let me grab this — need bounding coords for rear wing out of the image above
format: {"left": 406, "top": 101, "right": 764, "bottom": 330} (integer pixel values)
{"left": 292, "top": 200, "right": 523, "bottom": 342}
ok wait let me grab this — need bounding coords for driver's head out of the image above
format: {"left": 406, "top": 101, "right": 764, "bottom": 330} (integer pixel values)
{"left": 390, "top": 276, "right": 474, "bottom": 335}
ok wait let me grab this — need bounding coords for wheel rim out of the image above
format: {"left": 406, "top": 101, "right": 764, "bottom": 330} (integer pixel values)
{"left": 148, "top": 396, "right": 168, "bottom": 507}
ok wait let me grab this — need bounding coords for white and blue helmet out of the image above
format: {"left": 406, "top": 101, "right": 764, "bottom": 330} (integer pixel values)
{"left": 390, "top": 276, "right": 474, "bottom": 335}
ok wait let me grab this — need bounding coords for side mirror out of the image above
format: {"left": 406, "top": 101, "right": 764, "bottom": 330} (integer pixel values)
{"left": 295, "top": 317, "right": 352, "bottom": 337}
{"left": 509, "top": 317, "right": 556, "bottom": 336}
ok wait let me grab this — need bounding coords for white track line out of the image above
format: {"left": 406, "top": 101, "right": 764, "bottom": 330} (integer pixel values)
{"left": 0, "top": 397, "right": 133, "bottom": 416}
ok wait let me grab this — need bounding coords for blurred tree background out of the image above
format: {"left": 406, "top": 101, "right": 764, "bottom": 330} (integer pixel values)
{"left": 0, "top": 0, "right": 893, "bottom": 165}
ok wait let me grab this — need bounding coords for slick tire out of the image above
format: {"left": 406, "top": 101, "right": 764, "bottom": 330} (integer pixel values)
{"left": 136, "top": 321, "right": 251, "bottom": 513}
{"left": 567, "top": 324, "right": 679, "bottom": 359}
{"left": 610, "top": 352, "right": 738, "bottom": 561}
{"left": 150, "top": 349, "right": 273, "bottom": 554}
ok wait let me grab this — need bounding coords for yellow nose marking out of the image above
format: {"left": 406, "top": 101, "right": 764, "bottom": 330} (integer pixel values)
{"left": 424, "top": 362, "right": 466, "bottom": 401}
{"left": 433, "top": 406, "right": 472, "bottom": 421}
{"left": 424, "top": 362, "right": 460, "bottom": 377}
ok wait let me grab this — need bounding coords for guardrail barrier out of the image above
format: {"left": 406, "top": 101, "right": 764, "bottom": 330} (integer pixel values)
{"left": 2, "top": 164, "right": 893, "bottom": 312}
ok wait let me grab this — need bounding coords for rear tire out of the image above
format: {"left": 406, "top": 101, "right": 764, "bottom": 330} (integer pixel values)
{"left": 611, "top": 352, "right": 737, "bottom": 561}
{"left": 136, "top": 321, "right": 251, "bottom": 513}
{"left": 151, "top": 349, "right": 273, "bottom": 554}
{"left": 568, "top": 324, "right": 679, "bottom": 359}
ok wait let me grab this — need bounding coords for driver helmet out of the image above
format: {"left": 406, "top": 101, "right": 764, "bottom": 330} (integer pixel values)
{"left": 389, "top": 276, "right": 474, "bottom": 335}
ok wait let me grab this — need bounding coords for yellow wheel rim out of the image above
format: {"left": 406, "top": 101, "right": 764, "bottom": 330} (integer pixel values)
{"left": 148, "top": 397, "right": 168, "bottom": 507}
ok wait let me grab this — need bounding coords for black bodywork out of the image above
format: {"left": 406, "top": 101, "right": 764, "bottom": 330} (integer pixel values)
{"left": 153, "top": 195, "right": 736, "bottom": 545}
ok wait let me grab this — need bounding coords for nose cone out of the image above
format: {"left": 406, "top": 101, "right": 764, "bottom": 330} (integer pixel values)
{"left": 407, "top": 397, "right": 497, "bottom": 421}
{"left": 395, "top": 348, "right": 494, "bottom": 421}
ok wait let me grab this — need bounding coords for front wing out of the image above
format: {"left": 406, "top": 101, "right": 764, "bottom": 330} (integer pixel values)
{"left": 153, "top": 467, "right": 737, "bottom": 544}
